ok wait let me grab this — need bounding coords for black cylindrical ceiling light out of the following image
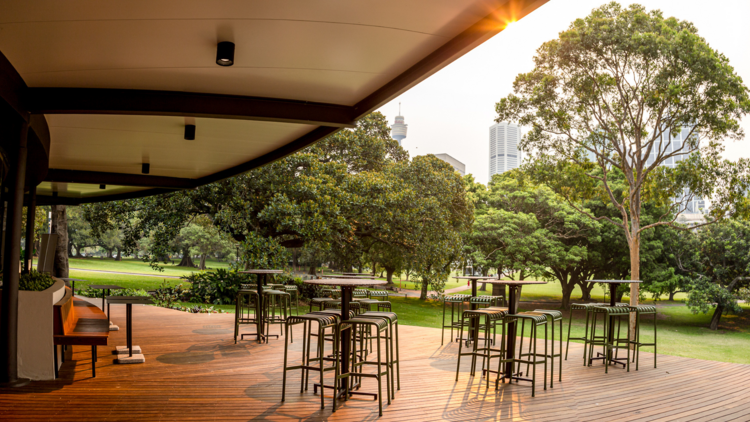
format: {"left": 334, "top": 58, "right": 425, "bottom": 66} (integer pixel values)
{"left": 142, "top": 163, "right": 150, "bottom": 174}
{"left": 216, "top": 41, "right": 235, "bottom": 66}
{"left": 184, "top": 124, "right": 196, "bottom": 140}
{"left": 99, "top": 184, "right": 106, "bottom": 190}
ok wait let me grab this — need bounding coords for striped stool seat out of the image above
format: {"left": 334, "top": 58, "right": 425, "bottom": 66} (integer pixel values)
{"left": 630, "top": 305, "right": 656, "bottom": 313}
{"left": 445, "top": 294, "right": 471, "bottom": 302}
{"left": 507, "top": 312, "right": 548, "bottom": 324}
{"left": 309, "top": 297, "right": 338, "bottom": 312}
{"left": 592, "top": 306, "right": 631, "bottom": 315}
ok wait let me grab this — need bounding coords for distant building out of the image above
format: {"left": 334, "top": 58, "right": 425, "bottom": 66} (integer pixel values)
{"left": 390, "top": 104, "right": 407, "bottom": 146}
{"left": 646, "top": 127, "right": 705, "bottom": 214}
{"left": 489, "top": 122, "right": 522, "bottom": 177}
{"left": 432, "top": 153, "right": 465, "bottom": 176}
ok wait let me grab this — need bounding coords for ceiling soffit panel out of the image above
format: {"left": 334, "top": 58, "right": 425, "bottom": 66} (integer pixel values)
{"left": 45, "top": 114, "right": 316, "bottom": 179}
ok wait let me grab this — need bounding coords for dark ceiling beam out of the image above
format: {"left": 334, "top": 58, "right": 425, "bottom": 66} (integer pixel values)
{"left": 0, "top": 50, "right": 29, "bottom": 121}
{"left": 352, "top": 0, "right": 549, "bottom": 119}
{"left": 25, "top": 88, "right": 357, "bottom": 128}
{"left": 35, "top": 188, "right": 177, "bottom": 206}
{"left": 45, "top": 169, "right": 196, "bottom": 189}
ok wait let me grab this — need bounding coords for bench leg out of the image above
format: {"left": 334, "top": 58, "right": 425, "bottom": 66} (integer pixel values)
{"left": 91, "top": 346, "right": 97, "bottom": 378}
{"left": 53, "top": 345, "right": 59, "bottom": 379}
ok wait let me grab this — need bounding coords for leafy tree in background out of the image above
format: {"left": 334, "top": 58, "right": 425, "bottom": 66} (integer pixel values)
{"left": 496, "top": 3, "right": 750, "bottom": 318}
{"left": 673, "top": 220, "right": 750, "bottom": 330}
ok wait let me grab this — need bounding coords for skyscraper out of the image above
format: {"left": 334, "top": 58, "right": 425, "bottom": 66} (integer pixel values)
{"left": 391, "top": 103, "right": 407, "bottom": 146}
{"left": 489, "top": 122, "right": 522, "bottom": 177}
{"left": 433, "top": 153, "right": 466, "bottom": 176}
{"left": 646, "top": 127, "right": 705, "bottom": 214}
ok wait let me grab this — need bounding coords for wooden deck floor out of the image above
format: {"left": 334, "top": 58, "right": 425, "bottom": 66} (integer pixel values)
{"left": 2, "top": 302, "right": 750, "bottom": 421}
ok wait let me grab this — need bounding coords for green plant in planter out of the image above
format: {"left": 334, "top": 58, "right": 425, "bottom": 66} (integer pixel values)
{"left": 19, "top": 270, "right": 56, "bottom": 292}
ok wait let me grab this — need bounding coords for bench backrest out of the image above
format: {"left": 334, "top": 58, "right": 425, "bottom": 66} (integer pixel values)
{"left": 368, "top": 290, "right": 389, "bottom": 299}
{"left": 53, "top": 287, "right": 77, "bottom": 336}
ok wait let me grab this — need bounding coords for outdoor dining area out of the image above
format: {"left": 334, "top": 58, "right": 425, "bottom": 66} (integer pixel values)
{"left": 3, "top": 276, "right": 749, "bottom": 421}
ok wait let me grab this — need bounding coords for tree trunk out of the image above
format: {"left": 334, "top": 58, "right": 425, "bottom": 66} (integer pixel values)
{"left": 629, "top": 234, "right": 641, "bottom": 339}
{"left": 561, "top": 282, "right": 575, "bottom": 310}
{"left": 105, "top": 248, "right": 113, "bottom": 259}
{"left": 479, "top": 282, "right": 487, "bottom": 291}
{"left": 385, "top": 267, "right": 395, "bottom": 283}
{"left": 177, "top": 248, "right": 195, "bottom": 267}
{"left": 491, "top": 284, "right": 506, "bottom": 303}
{"left": 308, "top": 265, "right": 317, "bottom": 276}
{"left": 709, "top": 304, "right": 724, "bottom": 330}
{"left": 115, "top": 247, "right": 122, "bottom": 261}
{"left": 50, "top": 205, "right": 69, "bottom": 278}
{"left": 579, "top": 282, "right": 595, "bottom": 301}
{"left": 420, "top": 279, "right": 428, "bottom": 300}
{"left": 199, "top": 254, "right": 207, "bottom": 270}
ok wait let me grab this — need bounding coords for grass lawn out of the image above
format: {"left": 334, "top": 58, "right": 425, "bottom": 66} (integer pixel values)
{"left": 61, "top": 257, "right": 232, "bottom": 277}
{"left": 68, "top": 270, "right": 184, "bottom": 291}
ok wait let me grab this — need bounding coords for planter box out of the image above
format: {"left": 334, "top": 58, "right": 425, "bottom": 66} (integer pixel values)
{"left": 17, "top": 278, "right": 66, "bottom": 380}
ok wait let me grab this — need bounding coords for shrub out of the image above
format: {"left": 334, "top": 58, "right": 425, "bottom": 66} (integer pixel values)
{"left": 182, "top": 269, "right": 247, "bottom": 305}
{"left": 152, "top": 280, "right": 187, "bottom": 308}
{"left": 18, "top": 270, "right": 55, "bottom": 292}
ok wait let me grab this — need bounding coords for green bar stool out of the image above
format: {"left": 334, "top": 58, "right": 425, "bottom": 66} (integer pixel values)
{"left": 360, "top": 310, "right": 400, "bottom": 394}
{"left": 442, "top": 294, "right": 471, "bottom": 345}
{"left": 507, "top": 312, "right": 548, "bottom": 397}
{"left": 284, "top": 285, "right": 300, "bottom": 315}
{"left": 588, "top": 306, "right": 631, "bottom": 373}
{"left": 351, "top": 289, "right": 369, "bottom": 300}
{"left": 281, "top": 313, "right": 339, "bottom": 410}
{"left": 455, "top": 308, "right": 508, "bottom": 389}
{"left": 234, "top": 286, "right": 260, "bottom": 344}
{"left": 334, "top": 317, "right": 391, "bottom": 416}
{"left": 264, "top": 290, "right": 292, "bottom": 343}
{"left": 629, "top": 305, "right": 657, "bottom": 370}
{"left": 533, "top": 309, "right": 563, "bottom": 388}
{"left": 321, "top": 287, "right": 341, "bottom": 299}
{"left": 565, "top": 302, "right": 606, "bottom": 364}
{"left": 309, "top": 297, "right": 338, "bottom": 312}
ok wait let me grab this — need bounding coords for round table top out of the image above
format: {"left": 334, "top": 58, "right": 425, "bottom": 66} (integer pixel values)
{"left": 239, "top": 269, "right": 284, "bottom": 274}
{"left": 586, "top": 279, "right": 642, "bottom": 284}
{"left": 304, "top": 278, "right": 387, "bottom": 287}
{"left": 454, "top": 276, "right": 496, "bottom": 280}
{"left": 481, "top": 279, "right": 548, "bottom": 285}
{"left": 325, "top": 274, "right": 377, "bottom": 279}
{"left": 59, "top": 278, "right": 88, "bottom": 282}
{"left": 88, "top": 284, "right": 125, "bottom": 289}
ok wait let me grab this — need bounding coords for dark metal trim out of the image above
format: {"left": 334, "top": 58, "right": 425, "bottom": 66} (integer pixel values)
{"left": 25, "top": 88, "right": 356, "bottom": 128}
{"left": 45, "top": 169, "right": 196, "bottom": 189}
{"left": 0, "top": 51, "right": 28, "bottom": 121}
{"left": 35, "top": 187, "right": 176, "bottom": 206}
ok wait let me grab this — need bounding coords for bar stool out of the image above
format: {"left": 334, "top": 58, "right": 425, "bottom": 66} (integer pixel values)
{"left": 532, "top": 309, "right": 563, "bottom": 387}
{"left": 442, "top": 294, "right": 471, "bottom": 345}
{"left": 281, "top": 313, "right": 339, "bottom": 409}
{"left": 264, "top": 290, "right": 292, "bottom": 342}
{"left": 309, "top": 297, "right": 338, "bottom": 312}
{"left": 507, "top": 312, "right": 548, "bottom": 397}
{"left": 358, "top": 290, "right": 389, "bottom": 310}
{"left": 284, "top": 285, "right": 300, "bottom": 315}
{"left": 455, "top": 308, "right": 507, "bottom": 389}
{"left": 234, "top": 287, "right": 260, "bottom": 344}
{"left": 352, "top": 289, "right": 369, "bottom": 300}
{"left": 588, "top": 306, "right": 631, "bottom": 373}
{"left": 321, "top": 287, "right": 341, "bottom": 299}
{"left": 629, "top": 305, "right": 657, "bottom": 370}
{"left": 334, "top": 317, "right": 391, "bottom": 416}
{"left": 360, "top": 310, "right": 400, "bottom": 395}
{"left": 565, "top": 302, "right": 606, "bottom": 364}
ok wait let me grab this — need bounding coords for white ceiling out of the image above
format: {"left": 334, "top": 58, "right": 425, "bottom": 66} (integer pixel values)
{"left": 0, "top": 0, "right": 543, "bottom": 201}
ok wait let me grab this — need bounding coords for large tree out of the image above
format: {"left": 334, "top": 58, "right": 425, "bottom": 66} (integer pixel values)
{"left": 674, "top": 220, "right": 750, "bottom": 330}
{"left": 496, "top": 3, "right": 750, "bottom": 319}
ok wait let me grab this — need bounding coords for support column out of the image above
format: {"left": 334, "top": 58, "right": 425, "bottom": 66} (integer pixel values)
{"left": 0, "top": 121, "right": 30, "bottom": 386}
{"left": 23, "top": 188, "right": 35, "bottom": 273}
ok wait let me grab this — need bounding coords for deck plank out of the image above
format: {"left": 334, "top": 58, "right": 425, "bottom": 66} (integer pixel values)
{"left": 1, "top": 302, "right": 749, "bottom": 421}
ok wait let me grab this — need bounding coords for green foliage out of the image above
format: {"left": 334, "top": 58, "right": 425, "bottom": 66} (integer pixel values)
{"left": 152, "top": 280, "right": 186, "bottom": 308}
{"left": 232, "top": 233, "right": 289, "bottom": 271}
{"left": 78, "top": 286, "right": 152, "bottom": 298}
{"left": 182, "top": 268, "right": 248, "bottom": 305}
{"left": 673, "top": 220, "right": 750, "bottom": 329}
{"left": 18, "top": 270, "right": 55, "bottom": 292}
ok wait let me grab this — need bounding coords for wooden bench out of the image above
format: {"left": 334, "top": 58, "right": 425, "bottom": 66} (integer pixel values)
{"left": 53, "top": 287, "right": 109, "bottom": 378}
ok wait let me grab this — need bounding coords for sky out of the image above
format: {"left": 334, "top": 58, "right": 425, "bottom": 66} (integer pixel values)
{"left": 376, "top": 0, "right": 750, "bottom": 185}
